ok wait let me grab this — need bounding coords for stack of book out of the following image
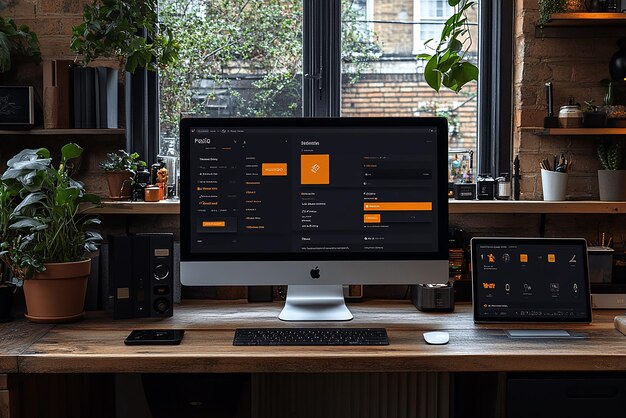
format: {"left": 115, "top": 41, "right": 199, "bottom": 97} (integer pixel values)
{"left": 43, "top": 60, "right": 119, "bottom": 129}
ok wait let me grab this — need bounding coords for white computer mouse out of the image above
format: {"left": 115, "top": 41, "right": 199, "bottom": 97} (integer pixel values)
{"left": 423, "top": 331, "right": 449, "bottom": 345}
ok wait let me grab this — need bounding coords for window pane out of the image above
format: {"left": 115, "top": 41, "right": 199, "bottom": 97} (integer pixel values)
{"left": 341, "top": 0, "right": 479, "bottom": 182}
{"left": 159, "top": 0, "right": 303, "bottom": 157}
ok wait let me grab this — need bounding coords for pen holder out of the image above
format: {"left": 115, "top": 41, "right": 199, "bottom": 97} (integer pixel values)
{"left": 541, "top": 169, "right": 568, "bottom": 201}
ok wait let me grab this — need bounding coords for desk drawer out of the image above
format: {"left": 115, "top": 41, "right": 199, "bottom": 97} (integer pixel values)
{"left": 508, "top": 373, "right": 626, "bottom": 418}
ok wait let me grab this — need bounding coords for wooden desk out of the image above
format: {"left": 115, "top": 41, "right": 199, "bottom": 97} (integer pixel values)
{"left": 2, "top": 300, "right": 625, "bottom": 374}
{"left": 2, "top": 300, "right": 626, "bottom": 418}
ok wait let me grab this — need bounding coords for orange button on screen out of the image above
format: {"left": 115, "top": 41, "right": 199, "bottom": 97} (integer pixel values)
{"left": 262, "top": 163, "right": 288, "bottom": 176}
{"left": 364, "top": 214, "right": 381, "bottom": 224}
{"left": 363, "top": 202, "right": 432, "bottom": 211}
{"left": 202, "top": 221, "right": 226, "bottom": 228}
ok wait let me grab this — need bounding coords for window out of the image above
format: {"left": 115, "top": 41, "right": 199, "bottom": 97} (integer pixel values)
{"left": 341, "top": 0, "right": 479, "bottom": 183}
{"left": 158, "top": 0, "right": 512, "bottom": 179}
{"left": 413, "top": 0, "right": 454, "bottom": 54}
{"left": 158, "top": 0, "right": 304, "bottom": 158}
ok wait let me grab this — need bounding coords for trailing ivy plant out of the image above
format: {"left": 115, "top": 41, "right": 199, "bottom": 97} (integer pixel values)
{"left": 0, "top": 144, "right": 102, "bottom": 284}
{"left": 70, "top": 0, "right": 179, "bottom": 73}
{"left": 0, "top": 16, "right": 41, "bottom": 73}
{"left": 417, "top": 0, "right": 478, "bottom": 93}
{"left": 538, "top": 0, "right": 566, "bottom": 25}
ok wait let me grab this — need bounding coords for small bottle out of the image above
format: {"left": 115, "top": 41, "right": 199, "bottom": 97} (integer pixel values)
{"left": 133, "top": 165, "right": 150, "bottom": 201}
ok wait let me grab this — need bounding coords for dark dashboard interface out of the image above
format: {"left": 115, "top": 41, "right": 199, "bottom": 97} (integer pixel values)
{"left": 472, "top": 239, "right": 591, "bottom": 322}
{"left": 187, "top": 126, "right": 439, "bottom": 257}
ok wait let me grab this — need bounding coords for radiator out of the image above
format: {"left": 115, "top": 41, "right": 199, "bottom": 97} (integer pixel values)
{"left": 252, "top": 372, "right": 451, "bottom": 418}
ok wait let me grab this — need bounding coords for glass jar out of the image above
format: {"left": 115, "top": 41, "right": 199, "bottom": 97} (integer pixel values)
{"left": 559, "top": 104, "right": 583, "bottom": 128}
{"left": 495, "top": 174, "right": 511, "bottom": 200}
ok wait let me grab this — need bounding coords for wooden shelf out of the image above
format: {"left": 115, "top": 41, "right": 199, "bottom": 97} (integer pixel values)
{"left": 536, "top": 128, "right": 626, "bottom": 136}
{"left": 80, "top": 200, "right": 180, "bottom": 215}
{"left": 450, "top": 200, "right": 626, "bottom": 214}
{"left": 545, "top": 13, "right": 626, "bottom": 26}
{"left": 536, "top": 12, "right": 626, "bottom": 37}
{"left": 0, "top": 128, "right": 125, "bottom": 136}
{"left": 80, "top": 200, "right": 626, "bottom": 215}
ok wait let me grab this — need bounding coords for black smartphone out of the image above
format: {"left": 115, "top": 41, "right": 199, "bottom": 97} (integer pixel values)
{"left": 124, "top": 329, "right": 185, "bottom": 345}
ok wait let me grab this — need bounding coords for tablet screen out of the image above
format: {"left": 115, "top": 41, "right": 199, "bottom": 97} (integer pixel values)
{"left": 471, "top": 238, "right": 592, "bottom": 323}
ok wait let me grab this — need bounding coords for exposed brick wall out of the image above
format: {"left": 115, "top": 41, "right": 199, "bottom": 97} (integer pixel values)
{"left": 513, "top": 0, "right": 618, "bottom": 200}
{"left": 373, "top": 0, "right": 414, "bottom": 55}
{"left": 3, "top": 0, "right": 88, "bottom": 61}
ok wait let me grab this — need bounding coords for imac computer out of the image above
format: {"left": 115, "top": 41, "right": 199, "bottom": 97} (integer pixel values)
{"left": 180, "top": 117, "right": 448, "bottom": 321}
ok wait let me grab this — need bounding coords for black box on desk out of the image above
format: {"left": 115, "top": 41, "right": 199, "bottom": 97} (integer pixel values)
{"left": 454, "top": 183, "right": 476, "bottom": 200}
{"left": 411, "top": 284, "right": 454, "bottom": 312}
{"left": 110, "top": 233, "right": 174, "bottom": 319}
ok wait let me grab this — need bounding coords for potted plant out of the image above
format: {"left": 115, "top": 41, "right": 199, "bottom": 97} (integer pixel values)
{"left": 597, "top": 141, "right": 626, "bottom": 201}
{"left": 99, "top": 150, "right": 146, "bottom": 199}
{"left": 583, "top": 100, "right": 608, "bottom": 128}
{"left": 0, "top": 144, "right": 102, "bottom": 323}
{"left": 70, "top": 0, "right": 178, "bottom": 74}
{"left": 70, "top": 0, "right": 178, "bottom": 148}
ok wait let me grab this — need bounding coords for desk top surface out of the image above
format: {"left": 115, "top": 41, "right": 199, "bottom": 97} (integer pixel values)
{"left": 2, "top": 300, "right": 626, "bottom": 374}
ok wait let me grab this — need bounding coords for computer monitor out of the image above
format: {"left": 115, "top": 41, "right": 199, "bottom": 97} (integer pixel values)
{"left": 180, "top": 117, "right": 449, "bottom": 321}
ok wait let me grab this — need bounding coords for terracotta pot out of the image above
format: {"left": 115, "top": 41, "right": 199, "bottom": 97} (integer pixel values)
{"left": 105, "top": 170, "right": 134, "bottom": 199}
{"left": 23, "top": 259, "right": 90, "bottom": 323}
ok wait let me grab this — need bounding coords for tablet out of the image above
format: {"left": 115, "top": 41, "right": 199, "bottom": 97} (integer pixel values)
{"left": 471, "top": 238, "right": 592, "bottom": 323}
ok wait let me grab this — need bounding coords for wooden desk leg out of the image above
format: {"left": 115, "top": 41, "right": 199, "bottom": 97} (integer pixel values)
{"left": 0, "top": 374, "right": 18, "bottom": 418}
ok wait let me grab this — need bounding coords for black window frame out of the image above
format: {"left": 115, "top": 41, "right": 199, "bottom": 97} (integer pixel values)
{"left": 477, "top": 0, "right": 514, "bottom": 177}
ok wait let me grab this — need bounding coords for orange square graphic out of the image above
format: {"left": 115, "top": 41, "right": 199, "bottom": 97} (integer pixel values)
{"left": 520, "top": 254, "right": 528, "bottom": 263}
{"left": 548, "top": 254, "right": 556, "bottom": 263}
{"left": 301, "top": 154, "right": 330, "bottom": 185}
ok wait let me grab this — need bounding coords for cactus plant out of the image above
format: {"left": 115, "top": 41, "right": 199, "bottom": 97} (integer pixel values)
{"left": 597, "top": 141, "right": 625, "bottom": 170}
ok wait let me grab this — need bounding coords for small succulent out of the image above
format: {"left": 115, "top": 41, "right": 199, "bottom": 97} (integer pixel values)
{"left": 597, "top": 141, "right": 625, "bottom": 170}
{"left": 583, "top": 100, "right": 598, "bottom": 113}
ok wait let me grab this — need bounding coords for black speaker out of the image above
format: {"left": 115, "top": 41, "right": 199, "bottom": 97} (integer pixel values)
{"left": 110, "top": 233, "right": 174, "bottom": 319}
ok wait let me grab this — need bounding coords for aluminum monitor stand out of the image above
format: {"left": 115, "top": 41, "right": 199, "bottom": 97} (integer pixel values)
{"left": 279, "top": 285, "right": 353, "bottom": 321}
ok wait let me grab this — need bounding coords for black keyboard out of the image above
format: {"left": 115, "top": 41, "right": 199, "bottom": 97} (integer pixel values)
{"left": 233, "top": 328, "right": 389, "bottom": 346}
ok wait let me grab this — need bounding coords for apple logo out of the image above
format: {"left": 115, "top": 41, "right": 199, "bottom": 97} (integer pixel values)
{"left": 310, "top": 266, "right": 320, "bottom": 279}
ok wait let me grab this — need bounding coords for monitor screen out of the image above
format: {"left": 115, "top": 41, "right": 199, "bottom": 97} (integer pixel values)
{"left": 180, "top": 118, "right": 448, "bottom": 262}
{"left": 179, "top": 118, "right": 449, "bottom": 319}
{"left": 472, "top": 238, "right": 592, "bottom": 323}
